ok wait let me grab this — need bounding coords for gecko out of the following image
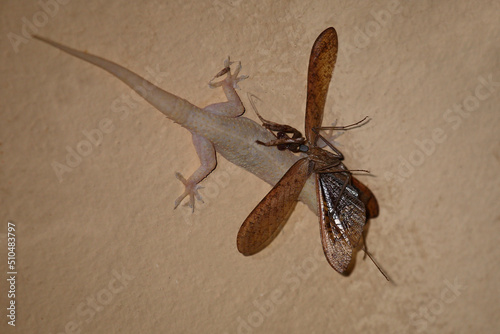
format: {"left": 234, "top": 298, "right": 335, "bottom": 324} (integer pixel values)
{"left": 33, "top": 35, "right": 318, "bottom": 213}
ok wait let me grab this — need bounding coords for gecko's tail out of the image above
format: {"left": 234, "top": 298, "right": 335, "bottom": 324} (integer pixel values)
{"left": 32, "top": 35, "right": 194, "bottom": 125}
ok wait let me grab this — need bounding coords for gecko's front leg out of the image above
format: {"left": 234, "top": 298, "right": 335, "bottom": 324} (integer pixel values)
{"left": 174, "top": 57, "right": 248, "bottom": 212}
{"left": 206, "top": 57, "right": 249, "bottom": 116}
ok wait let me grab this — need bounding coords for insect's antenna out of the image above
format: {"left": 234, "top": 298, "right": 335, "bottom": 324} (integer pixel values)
{"left": 362, "top": 245, "right": 392, "bottom": 283}
{"left": 313, "top": 130, "right": 344, "bottom": 158}
{"left": 247, "top": 93, "right": 268, "bottom": 124}
{"left": 319, "top": 116, "right": 371, "bottom": 131}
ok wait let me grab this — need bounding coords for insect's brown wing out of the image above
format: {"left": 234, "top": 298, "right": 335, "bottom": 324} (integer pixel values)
{"left": 351, "top": 176, "right": 379, "bottom": 219}
{"left": 237, "top": 158, "right": 313, "bottom": 256}
{"left": 317, "top": 173, "right": 366, "bottom": 273}
{"left": 305, "top": 27, "right": 338, "bottom": 145}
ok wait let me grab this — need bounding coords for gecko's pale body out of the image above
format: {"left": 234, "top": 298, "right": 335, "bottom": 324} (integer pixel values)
{"left": 34, "top": 36, "right": 317, "bottom": 212}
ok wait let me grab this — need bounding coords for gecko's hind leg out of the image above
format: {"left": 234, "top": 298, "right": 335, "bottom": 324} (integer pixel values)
{"left": 205, "top": 57, "right": 249, "bottom": 117}
{"left": 174, "top": 134, "right": 217, "bottom": 212}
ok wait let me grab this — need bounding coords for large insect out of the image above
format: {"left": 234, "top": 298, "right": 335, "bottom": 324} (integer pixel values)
{"left": 237, "top": 27, "right": 382, "bottom": 276}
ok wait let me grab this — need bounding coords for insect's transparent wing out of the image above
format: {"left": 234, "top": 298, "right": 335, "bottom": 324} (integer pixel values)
{"left": 305, "top": 27, "right": 338, "bottom": 145}
{"left": 317, "top": 173, "right": 366, "bottom": 273}
{"left": 237, "top": 158, "right": 313, "bottom": 256}
{"left": 351, "top": 176, "right": 379, "bottom": 219}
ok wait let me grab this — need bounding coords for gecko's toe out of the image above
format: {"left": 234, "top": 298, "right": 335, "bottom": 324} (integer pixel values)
{"left": 208, "top": 57, "right": 247, "bottom": 90}
{"left": 233, "top": 75, "right": 249, "bottom": 90}
{"left": 174, "top": 192, "right": 188, "bottom": 210}
{"left": 174, "top": 172, "right": 204, "bottom": 212}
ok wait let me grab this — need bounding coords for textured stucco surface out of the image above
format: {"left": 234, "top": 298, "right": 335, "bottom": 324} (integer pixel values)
{"left": 1, "top": 1, "right": 500, "bottom": 333}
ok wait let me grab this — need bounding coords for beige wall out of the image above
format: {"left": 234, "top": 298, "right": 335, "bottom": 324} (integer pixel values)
{"left": 1, "top": 1, "right": 499, "bottom": 333}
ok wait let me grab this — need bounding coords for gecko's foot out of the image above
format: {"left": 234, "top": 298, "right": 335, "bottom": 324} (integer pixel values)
{"left": 317, "top": 120, "right": 344, "bottom": 148}
{"left": 173, "top": 172, "right": 204, "bottom": 213}
{"left": 209, "top": 56, "right": 248, "bottom": 90}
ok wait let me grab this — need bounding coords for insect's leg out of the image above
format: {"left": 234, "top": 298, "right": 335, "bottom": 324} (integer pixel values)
{"left": 174, "top": 134, "right": 216, "bottom": 212}
{"left": 316, "top": 120, "right": 344, "bottom": 148}
{"left": 247, "top": 93, "right": 304, "bottom": 137}
{"left": 205, "top": 57, "right": 249, "bottom": 117}
{"left": 314, "top": 130, "right": 344, "bottom": 159}
{"left": 361, "top": 238, "right": 392, "bottom": 282}
{"left": 263, "top": 124, "right": 304, "bottom": 139}
{"left": 256, "top": 138, "right": 287, "bottom": 147}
